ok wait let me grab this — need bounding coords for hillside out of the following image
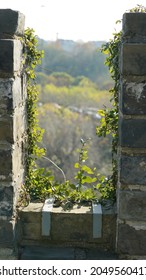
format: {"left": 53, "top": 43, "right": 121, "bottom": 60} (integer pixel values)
{"left": 36, "top": 38, "right": 112, "bottom": 89}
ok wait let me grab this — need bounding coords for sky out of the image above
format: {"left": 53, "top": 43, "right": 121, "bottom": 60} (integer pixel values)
{"left": 0, "top": 0, "right": 146, "bottom": 42}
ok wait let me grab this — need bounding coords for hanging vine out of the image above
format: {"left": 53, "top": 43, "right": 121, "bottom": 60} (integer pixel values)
{"left": 20, "top": 28, "right": 46, "bottom": 203}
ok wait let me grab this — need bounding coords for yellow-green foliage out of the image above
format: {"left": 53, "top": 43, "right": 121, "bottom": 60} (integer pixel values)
{"left": 39, "top": 82, "right": 110, "bottom": 108}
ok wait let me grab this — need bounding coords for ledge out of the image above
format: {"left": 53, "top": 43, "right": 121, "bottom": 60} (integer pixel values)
{"left": 17, "top": 200, "right": 116, "bottom": 251}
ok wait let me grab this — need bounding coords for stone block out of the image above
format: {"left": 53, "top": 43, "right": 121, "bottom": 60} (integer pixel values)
{"left": 0, "top": 117, "right": 13, "bottom": 143}
{"left": 0, "top": 78, "right": 13, "bottom": 115}
{"left": 0, "top": 9, "right": 25, "bottom": 38}
{"left": 12, "top": 145, "right": 24, "bottom": 182}
{"left": 0, "top": 78, "right": 13, "bottom": 97}
{"left": 102, "top": 214, "right": 116, "bottom": 249}
{"left": 19, "top": 203, "right": 43, "bottom": 223}
{"left": 0, "top": 248, "right": 17, "bottom": 260}
{"left": 119, "top": 155, "right": 146, "bottom": 185}
{"left": 51, "top": 206, "right": 93, "bottom": 242}
{"left": 18, "top": 203, "right": 116, "bottom": 251}
{"left": 0, "top": 220, "right": 14, "bottom": 246}
{"left": 0, "top": 186, "right": 13, "bottom": 217}
{"left": 0, "top": 96, "right": 13, "bottom": 116}
{"left": 21, "top": 246, "right": 75, "bottom": 260}
{"left": 120, "top": 82, "right": 146, "bottom": 115}
{"left": 0, "top": 201, "right": 13, "bottom": 217}
{"left": 118, "top": 190, "right": 146, "bottom": 221}
{"left": 0, "top": 149, "right": 12, "bottom": 177}
{"left": 13, "top": 107, "right": 27, "bottom": 141}
{"left": 119, "top": 117, "right": 146, "bottom": 148}
{"left": 121, "top": 43, "right": 146, "bottom": 77}
{"left": 123, "top": 13, "right": 146, "bottom": 41}
{"left": 13, "top": 76, "right": 26, "bottom": 107}
{"left": 18, "top": 204, "right": 44, "bottom": 241}
{"left": 0, "top": 77, "right": 24, "bottom": 115}
{"left": 0, "top": 40, "right": 22, "bottom": 77}
{"left": 22, "top": 223, "right": 41, "bottom": 240}
{"left": 117, "top": 223, "right": 146, "bottom": 255}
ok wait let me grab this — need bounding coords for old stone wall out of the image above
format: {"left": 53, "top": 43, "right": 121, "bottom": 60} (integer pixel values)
{"left": 0, "top": 9, "right": 26, "bottom": 247}
{"left": 117, "top": 12, "right": 146, "bottom": 258}
{"left": 17, "top": 202, "right": 117, "bottom": 259}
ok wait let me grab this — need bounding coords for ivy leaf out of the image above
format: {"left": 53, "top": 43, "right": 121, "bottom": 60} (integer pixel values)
{"left": 81, "top": 165, "right": 94, "bottom": 174}
{"left": 74, "top": 163, "right": 80, "bottom": 168}
{"left": 98, "top": 109, "right": 105, "bottom": 116}
{"left": 82, "top": 176, "right": 97, "bottom": 184}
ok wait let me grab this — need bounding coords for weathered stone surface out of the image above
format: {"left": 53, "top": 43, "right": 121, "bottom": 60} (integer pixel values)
{"left": 0, "top": 78, "right": 13, "bottom": 115}
{"left": 121, "top": 44, "right": 146, "bottom": 77}
{"left": 19, "top": 203, "right": 43, "bottom": 223}
{"left": 0, "top": 201, "right": 13, "bottom": 217}
{"left": 0, "top": 221, "right": 14, "bottom": 246}
{"left": 123, "top": 13, "right": 146, "bottom": 41}
{"left": 118, "top": 190, "right": 146, "bottom": 221}
{"left": 13, "top": 107, "right": 27, "bottom": 141}
{"left": 0, "top": 77, "right": 25, "bottom": 116}
{"left": 20, "top": 245, "right": 118, "bottom": 260}
{"left": 0, "top": 117, "right": 13, "bottom": 143}
{"left": 18, "top": 203, "right": 116, "bottom": 251}
{"left": 0, "top": 9, "right": 26, "bottom": 249}
{"left": 18, "top": 203, "right": 43, "bottom": 240}
{"left": 119, "top": 118, "right": 146, "bottom": 148}
{"left": 51, "top": 206, "right": 93, "bottom": 242}
{"left": 117, "top": 12, "right": 146, "bottom": 258}
{"left": 117, "top": 223, "right": 146, "bottom": 255}
{"left": 120, "top": 82, "right": 146, "bottom": 115}
{"left": 102, "top": 214, "right": 116, "bottom": 249}
{"left": 0, "top": 186, "right": 13, "bottom": 217}
{"left": 0, "top": 9, "right": 25, "bottom": 38}
{"left": 0, "top": 78, "right": 13, "bottom": 96}
{"left": 22, "top": 223, "right": 41, "bottom": 240}
{"left": 21, "top": 246, "right": 75, "bottom": 260}
{"left": 120, "top": 155, "right": 146, "bottom": 185}
{"left": 0, "top": 149, "right": 12, "bottom": 177}
{"left": 0, "top": 40, "right": 22, "bottom": 77}
{"left": 0, "top": 248, "right": 17, "bottom": 260}
{"left": 12, "top": 144, "right": 25, "bottom": 185}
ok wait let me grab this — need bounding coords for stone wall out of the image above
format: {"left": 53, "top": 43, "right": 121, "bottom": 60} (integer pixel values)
{"left": 17, "top": 202, "right": 117, "bottom": 259}
{"left": 0, "top": 9, "right": 26, "bottom": 247}
{"left": 117, "top": 12, "right": 146, "bottom": 258}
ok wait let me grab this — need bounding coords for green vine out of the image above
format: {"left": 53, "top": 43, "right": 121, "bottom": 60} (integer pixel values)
{"left": 20, "top": 28, "right": 45, "bottom": 203}
{"left": 96, "top": 28, "right": 121, "bottom": 202}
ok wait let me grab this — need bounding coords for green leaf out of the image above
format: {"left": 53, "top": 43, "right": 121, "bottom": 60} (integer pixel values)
{"left": 98, "top": 109, "right": 105, "bottom": 116}
{"left": 82, "top": 176, "right": 97, "bottom": 184}
{"left": 81, "top": 165, "right": 94, "bottom": 174}
{"left": 74, "top": 163, "right": 80, "bottom": 168}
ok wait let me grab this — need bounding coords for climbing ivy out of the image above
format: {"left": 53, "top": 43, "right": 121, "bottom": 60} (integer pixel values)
{"left": 21, "top": 28, "right": 45, "bottom": 202}
{"left": 96, "top": 28, "right": 121, "bottom": 202}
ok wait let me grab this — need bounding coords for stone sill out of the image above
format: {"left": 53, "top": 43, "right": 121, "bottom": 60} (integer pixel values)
{"left": 17, "top": 199, "right": 116, "bottom": 250}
